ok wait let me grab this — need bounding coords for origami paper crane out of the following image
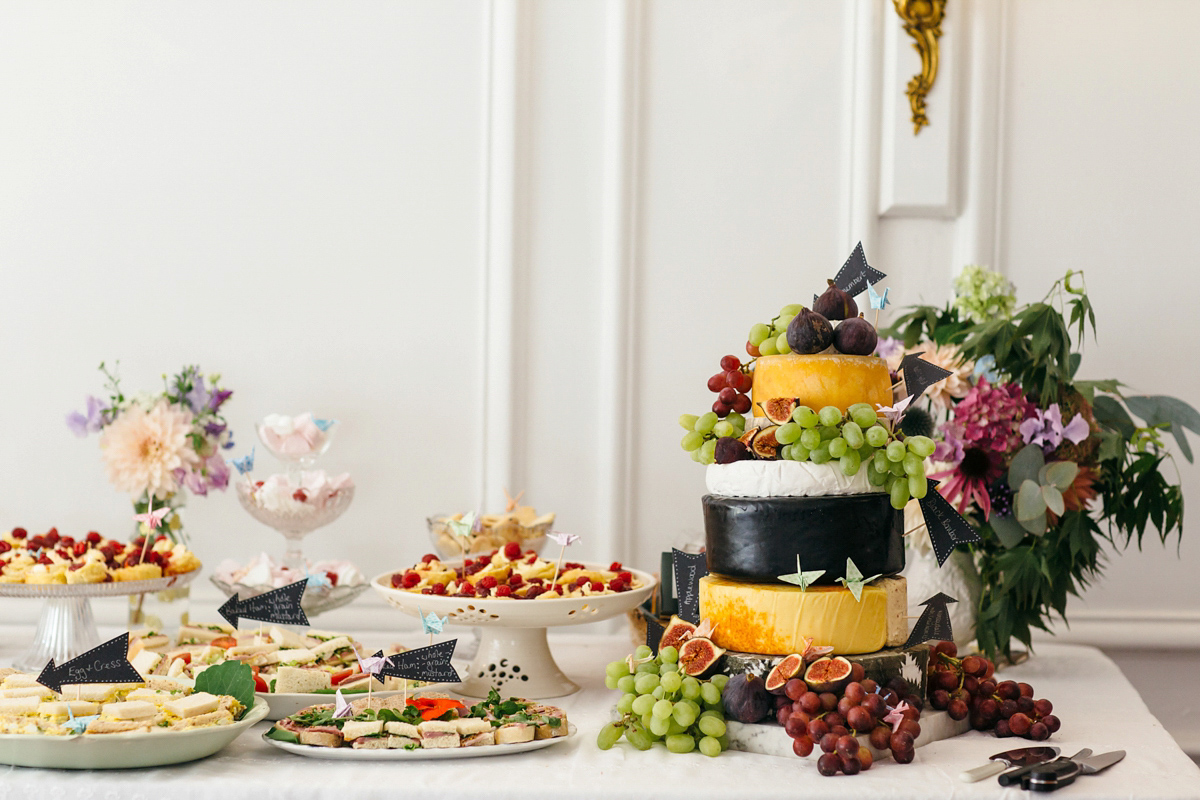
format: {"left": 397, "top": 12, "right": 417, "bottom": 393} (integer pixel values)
{"left": 777, "top": 555, "right": 825, "bottom": 591}
{"left": 836, "top": 558, "right": 880, "bottom": 603}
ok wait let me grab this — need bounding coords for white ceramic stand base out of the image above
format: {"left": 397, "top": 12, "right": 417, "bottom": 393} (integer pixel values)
{"left": 457, "top": 627, "right": 577, "bottom": 699}
{"left": 727, "top": 709, "right": 970, "bottom": 760}
{"left": 12, "top": 596, "right": 99, "bottom": 672}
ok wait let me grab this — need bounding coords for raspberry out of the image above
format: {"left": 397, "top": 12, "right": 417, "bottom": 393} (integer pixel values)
{"left": 564, "top": 562, "right": 585, "bottom": 571}
{"left": 573, "top": 576, "right": 589, "bottom": 587}
{"left": 44, "top": 528, "right": 59, "bottom": 545}
{"left": 477, "top": 575, "right": 498, "bottom": 590}
{"left": 528, "top": 577, "right": 543, "bottom": 585}
{"left": 421, "top": 553, "right": 438, "bottom": 564}
{"left": 495, "top": 585, "right": 513, "bottom": 597}
{"left": 420, "top": 587, "right": 433, "bottom": 595}
{"left": 458, "top": 583, "right": 476, "bottom": 597}
{"left": 255, "top": 480, "right": 264, "bottom": 488}
{"left": 0, "top": 541, "right": 10, "bottom": 554}
{"left": 401, "top": 570, "right": 421, "bottom": 589}
{"left": 589, "top": 582, "right": 604, "bottom": 592}
{"left": 503, "top": 541, "right": 522, "bottom": 560}
{"left": 28, "top": 537, "right": 45, "bottom": 550}
{"left": 292, "top": 489, "right": 308, "bottom": 502}
{"left": 508, "top": 573, "right": 524, "bottom": 587}
{"left": 325, "top": 571, "right": 339, "bottom": 586}
{"left": 59, "top": 536, "right": 74, "bottom": 548}
{"left": 11, "top": 528, "right": 26, "bottom": 539}
{"left": 618, "top": 571, "right": 632, "bottom": 583}
{"left": 609, "top": 561, "right": 623, "bottom": 572}
{"left": 86, "top": 531, "right": 101, "bottom": 544}
{"left": 390, "top": 573, "right": 404, "bottom": 588}
{"left": 56, "top": 548, "right": 69, "bottom": 560}
{"left": 526, "top": 553, "right": 538, "bottom": 564}
{"left": 608, "top": 579, "right": 626, "bottom": 592}
{"left": 432, "top": 583, "right": 446, "bottom": 595}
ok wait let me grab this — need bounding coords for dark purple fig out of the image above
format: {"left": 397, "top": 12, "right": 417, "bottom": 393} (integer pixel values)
{"left": 722, "top": 673, "right": 774, "bottom": 724}
{"left": 714, "top": 437, "right": 751, "bottom": 464}
{"left": 813, "top": 279, "right": 858, "bottom": 321}
{"left": 786, "top": 308, "right": 833, "bottom": 355}
{"left": 832, "top": 315, "right": 878, "bottom": 356}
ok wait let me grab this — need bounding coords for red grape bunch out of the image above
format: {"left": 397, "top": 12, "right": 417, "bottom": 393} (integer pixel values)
{"left": 707, "top": 354, "right": 753, "bottom": 418}
{"left": 926, "top": 641, "right": 1061, "bottom": 741}
{"left": 774, "top": 664, "right": 925, "bottom": 777}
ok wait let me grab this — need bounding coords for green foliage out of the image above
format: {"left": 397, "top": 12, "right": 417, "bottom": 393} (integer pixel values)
{"left": 887, "top": 268, "right": 1196, "bottom": 660}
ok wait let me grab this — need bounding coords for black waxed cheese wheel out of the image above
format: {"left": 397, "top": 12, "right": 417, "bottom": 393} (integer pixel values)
{"left": 702, "top": 494, "right": 904, "bottom": 584}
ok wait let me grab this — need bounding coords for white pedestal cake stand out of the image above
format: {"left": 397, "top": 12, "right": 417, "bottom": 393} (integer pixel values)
{"left": 373, "top": 563, "right": 656, "bottom": 699}
{"left": 0, "top": 570, "right": 199, "bottom": 672}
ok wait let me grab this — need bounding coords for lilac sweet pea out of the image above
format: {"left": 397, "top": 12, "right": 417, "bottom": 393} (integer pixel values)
{"left": 66, "top": 396, "right": 108, "bottom": 438}
{"left": 1019, "top": 405, "right": 1091, "bottom": 453}
{"left": 875, "top": 336, "right": 904, "bottom": 362}
{"left": 185, "top": 376, "right": 210, "bottom": 413}
{"left": 208, "top": 389, "right": 232, "bottom": 411}
{"left": 205, "top": 455, "right": 231, "bottom": 491}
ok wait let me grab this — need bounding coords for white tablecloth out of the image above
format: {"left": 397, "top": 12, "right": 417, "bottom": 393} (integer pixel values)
{"left": 1, "top": 626, "right": 1198, "bottom": 799}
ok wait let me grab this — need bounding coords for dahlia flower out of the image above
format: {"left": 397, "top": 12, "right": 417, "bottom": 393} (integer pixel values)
{"left": 99, "top": 400, "right": 199, "bottom": 500}
{"left": 930, "top": 379, "right": 1036, "bottom": 518}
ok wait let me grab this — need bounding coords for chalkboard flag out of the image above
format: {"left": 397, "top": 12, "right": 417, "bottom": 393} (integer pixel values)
{"left": 36, "top": 632, "right": 143, "bottom": 693}
{"left": 833, "top": 242, "right": 887, "bottom": 298}
{"left": 904, "top": 592, "right": 958, "bottom": 649}
{"left": 380, "top": 639, "right": 460, "bottom": 684}
{"left": 642, "top": 608, "right": 666, "bottom": 652}
{"left": 218, "top": 578, "right": 309, "bottom": 629}
{"left": 899, "top": 352, "right": 954, "bottom": 404}
{"left": 917, "top": 477, "right": 983, "bottom": 567}
{"left": 672, "top": 549, "right": 708, "bottom": 625}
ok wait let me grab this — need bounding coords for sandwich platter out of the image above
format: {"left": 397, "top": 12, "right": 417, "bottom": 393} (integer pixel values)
{"left": 261, "top": 682, "right": 461, "bottom": 722}
{"left": 0, "top": 697, "right": 269, "bottom": 770}
{"left": 261, "top": 723, "right": 575, "bottom": 761}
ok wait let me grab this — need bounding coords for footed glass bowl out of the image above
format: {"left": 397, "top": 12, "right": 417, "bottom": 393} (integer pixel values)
{"left": 427, "top": 513, "right": 551, "bottom": 561}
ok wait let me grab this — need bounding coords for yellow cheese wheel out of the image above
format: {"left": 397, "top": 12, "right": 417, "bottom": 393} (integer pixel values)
{"left": 699, "top": 575, "right": 907, "bottom": 656}
{"left": 750, "top": 354, "right": 893, "bottom": 418}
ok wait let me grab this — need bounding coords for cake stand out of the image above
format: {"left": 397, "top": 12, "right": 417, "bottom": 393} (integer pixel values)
{"left": 0, "top": 570, "right": 199, "bottom": 672}
{"left": 373, "top": 563, "right": 656, "bottom": 699}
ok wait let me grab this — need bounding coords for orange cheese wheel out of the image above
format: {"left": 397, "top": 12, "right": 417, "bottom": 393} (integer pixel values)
{"left": 750, "top": 354, "right": 893, "bottom": 417}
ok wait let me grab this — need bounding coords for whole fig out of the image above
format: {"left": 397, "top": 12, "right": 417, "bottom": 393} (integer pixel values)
{"left": 832, "top": 315, "right": 878, "bottom": 356}
{"left": 813, "top": 279, "right": 858, "bottom": 321}
{"left": 714, "top": 437, "right": 751, "bottom": 464}
{"left": 722, "top": 673, "right": 774, "bottom": 724}
{"left": 786, "top": 308, "right": 833, "bottom": 355}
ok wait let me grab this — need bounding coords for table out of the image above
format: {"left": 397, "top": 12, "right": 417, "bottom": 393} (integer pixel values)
{"left": 2, "top": 625, "right": 1198, "bottom": 799}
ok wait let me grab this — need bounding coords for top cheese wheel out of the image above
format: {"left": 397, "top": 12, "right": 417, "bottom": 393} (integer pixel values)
{"left": 750, "top": 354, "right": 893, "bottom": 417}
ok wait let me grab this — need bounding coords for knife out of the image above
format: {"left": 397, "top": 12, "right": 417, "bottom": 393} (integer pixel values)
{"left": 998, "top": 748, "right": 1090, "bottom": 787}
{"left": 1025, "top": 750, "right": 1125, "bottom": 792}
{"left": 960, "top": 746, "right": 1060, "bottom": 782}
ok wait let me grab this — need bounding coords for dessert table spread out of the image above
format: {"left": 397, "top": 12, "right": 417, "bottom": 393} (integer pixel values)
{"left": 1, "top": 625, "right": 1197, "bottom": 800}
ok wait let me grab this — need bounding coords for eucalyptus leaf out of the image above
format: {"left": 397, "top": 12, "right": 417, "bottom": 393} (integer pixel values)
{"left": 989, "top": 514, "right": 1028, "bottom": 549}
{"left": 1009, "top": 445, "right": 1045, "bottom": 489}
{"left": 1016, "top": 479, "right": 1047, "bottom": 522}
{"left": 1042, "top": 484, "right": 1065, "bottom": 516}
{"left": 1125, "top": 394, "right": 1199, "bottom": 463}
{"left": 1093, "top": 395, "right": 1135, "bottom": 439}
{"left": 1018, "top": 510, "right": 1047, "bottom": 535}
{"left": 1097, "top": 430, "right": 1125, "bottom": 462}
{"left": 1042, "top": 461, "right": 1079, "bottom": 491}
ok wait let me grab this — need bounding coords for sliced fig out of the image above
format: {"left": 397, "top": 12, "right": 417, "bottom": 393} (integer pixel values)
{"left": 763, "top": 653, "right": 804, "bottom": 694}
{"left": 658, "top": 615, "right": 697, "bottom": 652}
{"left": 804, "top": 656, "right": 853, "bottom": 693}
{"left": 737, "top": 427, "right": 760, "bottom": 449}
{"left": 722, "top": 673, "right": 773, "bottom": 724}
{"left": 762, "top": 397, "right": 798, "bottom": 426}
{"left": 750, "top": 425, "right": 782, "bottom": 460}
{"left": 678, "top": 636, "right": 725, "bottom": 677}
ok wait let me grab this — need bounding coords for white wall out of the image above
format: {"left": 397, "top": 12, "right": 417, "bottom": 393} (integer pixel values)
{"left": 0, "top": 0, "right": 1197, "bottom": 751}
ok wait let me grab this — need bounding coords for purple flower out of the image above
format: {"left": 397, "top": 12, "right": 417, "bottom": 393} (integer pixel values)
{"left": 66, "top": 395, "right": 108, "bottom": 438}
{"left": 208, "top": 389, "right": 232, "bottom": 411}
{"left": 185, "top": 376, "right": 210, "bottom": 414}
{"left": 205, "top": 455, "right": 230, "bottom": 491}
{"left": 1019, "top": 405, "right": 1091, "bottom": 454}
{"left": 204, "top": 420, "right": 226, "bottom": 437}
{"left": 933, "top": 426, "right": 965, "bottom": 465}
{"left": 875, "top": 336, "right": 904, "bottom": 362}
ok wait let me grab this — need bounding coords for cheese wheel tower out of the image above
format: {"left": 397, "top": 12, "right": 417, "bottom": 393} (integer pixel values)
{"left": 700, "top": 320, "right": 908, "bottom": 657}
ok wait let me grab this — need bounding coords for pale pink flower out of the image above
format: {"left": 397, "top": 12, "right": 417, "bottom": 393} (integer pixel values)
{"left": 99, "top": 400, "right": 198, "bottom": 500}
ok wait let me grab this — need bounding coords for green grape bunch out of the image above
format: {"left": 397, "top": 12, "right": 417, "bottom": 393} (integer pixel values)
{"left": 596, "top": 644, "right": 731, "bottom": 757}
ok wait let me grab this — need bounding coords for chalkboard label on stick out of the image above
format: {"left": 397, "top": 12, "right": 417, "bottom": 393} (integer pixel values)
{"left": 380, "top": 639, "right": 460, "bottom": 684}
{"left": 36, "top": 632, "right": 143, "bottom": 693}
{"left": 218, "top": 578, "right": 310, "bottom": 628}
{"left": 672, "top": 549, "right": 708, "bottom": 625}
{"left": 917, "top": 477, "right": 983, "bottom": 567}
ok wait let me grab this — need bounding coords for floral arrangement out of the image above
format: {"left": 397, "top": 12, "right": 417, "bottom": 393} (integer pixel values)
{"left": 68, "top": 363, "right": 235, "bottom": 542}
{"left": 882, "top": 268, "right": 1198, "bottom": 659}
